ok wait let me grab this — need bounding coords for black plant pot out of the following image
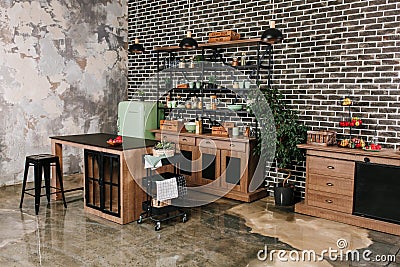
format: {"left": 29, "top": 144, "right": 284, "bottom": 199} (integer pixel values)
{"left": 274, "top": 184, "right": 295, "bottom": 206}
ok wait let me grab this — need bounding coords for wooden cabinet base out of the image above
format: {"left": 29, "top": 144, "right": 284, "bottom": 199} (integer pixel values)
{"left": 188, "top": 184, "right": 268, "bottom": 202}
{"left": 295, "top": 201, "right": 400, "bottom": 236}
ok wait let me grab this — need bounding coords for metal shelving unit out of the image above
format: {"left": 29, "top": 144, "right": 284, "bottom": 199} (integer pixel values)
{"left": 154, "top": 38, "right": 273, "bottom": 136}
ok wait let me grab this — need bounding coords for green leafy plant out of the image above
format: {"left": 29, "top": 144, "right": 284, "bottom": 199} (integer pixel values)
{"left": 154, "top": 141, "right": 174, "bottom": 150}
{"left": 193, "top": 55, "right": 204, "bottom": 62}
{"left": 257, "top": 87, "right": 308, "bottom": 168}
{"left": 208, "top": 75, "right": 216, "bottom": 84}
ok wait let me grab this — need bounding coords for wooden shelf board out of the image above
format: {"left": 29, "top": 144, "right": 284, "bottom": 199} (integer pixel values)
{"left": 154, "top": 38, "right": 266, "bottom": 52}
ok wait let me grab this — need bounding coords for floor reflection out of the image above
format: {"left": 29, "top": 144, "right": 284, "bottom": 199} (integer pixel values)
{"left": 0, "top": 176, "right": 399, "bottom": 266}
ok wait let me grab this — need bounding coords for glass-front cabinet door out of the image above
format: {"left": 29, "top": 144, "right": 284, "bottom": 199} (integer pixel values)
{"left": 220, "top": 150, "right": 247, "bottom": 192}
{"left": 176, "top": 144, "right": 199, "bottom": 185}
{"left": 197, "top": 146, "right": 220, "bottom": 187}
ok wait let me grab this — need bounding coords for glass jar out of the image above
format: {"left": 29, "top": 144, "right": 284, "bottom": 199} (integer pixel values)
{"left": 210, "top": 95, "right": 218, "bottom": 110}
{"left": 191, "top": 97, "right": 198, "bottom": 109}
{"left": 232, "top": 57, "right": 239, "bottom": 67}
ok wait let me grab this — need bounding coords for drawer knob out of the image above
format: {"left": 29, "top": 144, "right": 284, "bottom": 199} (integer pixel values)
{"left": 326, "top": 182, "right": 334, "bottom": 186}
{"left": 230, "top": 144, "right": 235, "bottom": 147}
{"left": 182, "top": 138, "right": 187, "bottom": 141}
{"left": 325, "top": 199, "right": 333, "bottom": 204}
{"left": 327, "top": 166, "right": 335, "bottom": 169}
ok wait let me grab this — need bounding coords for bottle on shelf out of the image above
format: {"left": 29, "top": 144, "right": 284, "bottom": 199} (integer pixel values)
{"left": 166, "top": 94, "right": 171, "bottom": 108}
{"left": 195, "top": 117, "right": 203, "bottom": 134}
{"left": 241, "top": 52, "right": 246, "bottom": 66}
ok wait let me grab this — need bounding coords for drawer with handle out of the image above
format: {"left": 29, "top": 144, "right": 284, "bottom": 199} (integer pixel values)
{"left": 308, "top": 174, "right": 354, "bottom": 196}
{"left": 155, "top": 133, "right": 195, "bottom": 146}
{"left": 307, "top": 189, "right": 353, "bottom": 214}
{"left": 308, "top": 156, "right": 354, "bottom": 179}
{"left": 197, "top": 139, "right": 246, "bottom": 152}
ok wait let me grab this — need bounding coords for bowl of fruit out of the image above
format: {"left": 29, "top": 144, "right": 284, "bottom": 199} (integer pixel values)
{"left": 106, "top": 135, "right": 123, "bottom": 146}
{"left": 364, "top": 143, "right": 382, "bottom": 152}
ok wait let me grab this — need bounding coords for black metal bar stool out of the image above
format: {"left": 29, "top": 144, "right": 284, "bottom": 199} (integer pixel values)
{"left": 19, "top": 154, "right": 67, "bottom": 215}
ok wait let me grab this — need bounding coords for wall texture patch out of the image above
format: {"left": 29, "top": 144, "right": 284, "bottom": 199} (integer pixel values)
{"left": 0, "top": 0, "right": 128, "bottom": 186}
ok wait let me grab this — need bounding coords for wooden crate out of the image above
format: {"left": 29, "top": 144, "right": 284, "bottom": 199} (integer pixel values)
{"left": 307, "top": 130, "right": 337, "bottom": 146}
{"left": 211, "top": 123, "right": 234, "bottom": 136}
{"left": 208, "top": 30, "right": 240, "bottom": 43}
{"left": 160, "top": 120, "right": 184, "bottom": 132}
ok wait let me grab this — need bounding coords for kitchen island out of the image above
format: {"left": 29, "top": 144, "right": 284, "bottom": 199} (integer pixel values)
{"left": 50, "top": 133, "right": 158, "bottom": 224}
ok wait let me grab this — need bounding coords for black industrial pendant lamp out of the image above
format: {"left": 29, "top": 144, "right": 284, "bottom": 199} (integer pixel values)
{"left": 261, "top": 0, "right": 284, "bottom": 44}
{"left": 129, "top": 1, "right": 145, "bottom": 54}
{"left": 129, "top": 38, "right": 145, "bottom": 54}
{"left": 179, "top": 0, "right": 198, "bottom": 49}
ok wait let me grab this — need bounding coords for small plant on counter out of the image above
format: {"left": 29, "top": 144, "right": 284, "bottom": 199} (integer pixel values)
{"left": 154, "top": 141, "right": 174, "bottom": 150}
{"left": 153, "top": 141, "right": 175, "bottom": 157}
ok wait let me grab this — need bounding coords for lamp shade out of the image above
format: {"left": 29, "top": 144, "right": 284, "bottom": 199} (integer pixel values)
{"left": 129, "top": 38, "right": 145, "bottom": 53}
{"left": 179, "top": 31, "right": 198, "bottom": 49}
{"left": 261, "top": 21, "right": 283, "bottom": 44}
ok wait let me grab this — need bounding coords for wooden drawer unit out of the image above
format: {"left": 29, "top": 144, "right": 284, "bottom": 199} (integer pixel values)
{"left": 308, "top": 174, "right": 354, "bottom": 196}
{"left": 155, "top": 133, "right": 195, "bottom": 146}
{"left": 197, "top": 138, "right": 246, "bottom": 152}
{"left": 308, "top": 156, "right": 354, "bottom": 179}
{"left": 307, "top": 189, "right": 353, "bottom": 214}
{"left": 296, "top": 144, "right": 400, "bottom": 236}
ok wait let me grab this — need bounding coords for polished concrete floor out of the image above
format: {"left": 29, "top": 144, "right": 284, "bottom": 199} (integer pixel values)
{"left": 1, "top": 176, "right": 400, "bottom": 266}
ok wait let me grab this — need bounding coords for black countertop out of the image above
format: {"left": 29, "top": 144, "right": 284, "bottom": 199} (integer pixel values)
{"left": 50, "top": 133, "right": 158, "bottom": 151}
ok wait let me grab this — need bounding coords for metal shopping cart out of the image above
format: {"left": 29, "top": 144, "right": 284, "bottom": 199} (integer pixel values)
{"left": 138, "top": 154, "right": 188, "bottom": 231}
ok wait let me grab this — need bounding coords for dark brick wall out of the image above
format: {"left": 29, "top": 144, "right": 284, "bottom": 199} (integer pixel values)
{"left": 128, "top": 0, "right": 400, "bottom": 198}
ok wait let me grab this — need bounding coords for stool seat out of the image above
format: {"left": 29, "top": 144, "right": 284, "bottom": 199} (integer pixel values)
{"left": 20, "top": 154, "right": 67, "bottom": 215}
{"left": 26, "top": 154, "right": 57, "bottom": 161}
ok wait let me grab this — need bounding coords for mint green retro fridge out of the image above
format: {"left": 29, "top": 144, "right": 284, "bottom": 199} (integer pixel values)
{"left": 117, "top": 101, "right": 160, "bottom": 140}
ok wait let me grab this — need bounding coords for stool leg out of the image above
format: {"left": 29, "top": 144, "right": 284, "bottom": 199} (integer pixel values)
{"left": 55, "top": 160, "right": 67, "bottom": 208}
{"left": 43, "top": 164, "right": 51, "bottom": 203}
{"left": 34, "top": 163, "right": 43, "bottom": 215}
{"left": 19, "top": 160, "right": 30, "bottom": 208}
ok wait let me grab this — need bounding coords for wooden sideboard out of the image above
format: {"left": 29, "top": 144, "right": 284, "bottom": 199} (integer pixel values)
{"left": 152, "top": 130, "right": 267, "bottom": 202}
{"left": 296, "top": 144, "right": 400, "bottom": 235}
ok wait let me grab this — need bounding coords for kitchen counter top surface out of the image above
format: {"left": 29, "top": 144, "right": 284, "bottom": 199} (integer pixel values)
{"left": 150, "top": 129, "right": 256, "bottom": 143}
{"left": 298, "top": 144, "right": 400, "bottom": 160}
{"left": 51, "top": 133, "right": 158, "bottom": 151}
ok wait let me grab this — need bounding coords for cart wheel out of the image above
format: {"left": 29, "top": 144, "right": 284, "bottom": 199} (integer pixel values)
{"left": 182, "top": 214, "right": 188, "bottom": 223}
{"left": 137, "top": 215, "right": 143, "bottom": 224}
{"left": 155, "top": 222, "right": 161, "bottom": 231}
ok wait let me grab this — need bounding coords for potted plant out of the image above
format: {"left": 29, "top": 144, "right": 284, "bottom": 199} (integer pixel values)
{"left": 254, "top": 86, "right": 308, "bottom": 205}
{"left": 207, "top": 75, "right": 217, "bottom": 89}
{"left": 164, "top": 78, "right": 173, "bottom": 89}
{"left": 137, "top": 90, "right": 145, "bottom": 101}
{"left": 152, "top": 141, "right": 175, "bottom": 157}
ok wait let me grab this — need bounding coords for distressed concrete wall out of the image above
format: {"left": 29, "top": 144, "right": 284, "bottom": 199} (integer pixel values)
{"left": 0, "top": 1, "right": 128, "bottom": 186}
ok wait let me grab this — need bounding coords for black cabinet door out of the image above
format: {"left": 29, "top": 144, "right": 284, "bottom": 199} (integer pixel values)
{"left": 177, "top": 144, "right": 199, "bottom": 184}
{"left": 220, "top": 150, "right": 247, "bottom": 192}
{"left": 198, "top": 147, "right": 220, "bottom": 186}
{"left": 85, "top": 150, "right": 121, "bottom": 217}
